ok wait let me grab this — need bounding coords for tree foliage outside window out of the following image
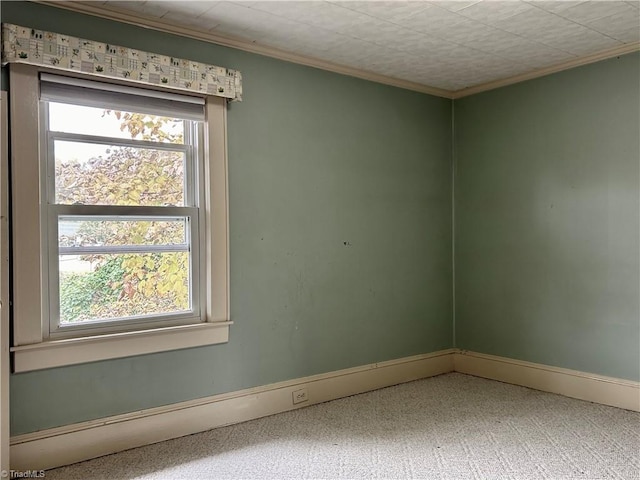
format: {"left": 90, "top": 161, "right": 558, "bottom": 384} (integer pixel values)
{"left": 57, "top": 112, "right": 191, "bottom": 323}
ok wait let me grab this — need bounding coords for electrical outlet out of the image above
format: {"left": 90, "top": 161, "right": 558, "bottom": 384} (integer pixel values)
{"left": 292, "top": 388, "right": 308, "bottom": 404}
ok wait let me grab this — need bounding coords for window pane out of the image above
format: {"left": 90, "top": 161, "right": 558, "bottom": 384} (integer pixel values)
{"left": 59, "top": 218, "right": 187, "bottom": 248}
{"left": 59, "top": 251, "right": 190, "bottom": 324}
{"left": 54, "top": 140, "right": 185, "bottom": 206}
{"left": 48, "top": 102, "right": 185, "bottom": 144}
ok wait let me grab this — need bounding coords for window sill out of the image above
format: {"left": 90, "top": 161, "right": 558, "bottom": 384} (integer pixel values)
{"left": 11, "top": 322, "right": 232, "bottom": 373}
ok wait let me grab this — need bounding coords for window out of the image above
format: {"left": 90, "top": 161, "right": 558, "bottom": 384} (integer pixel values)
{"left": 9, "top": 65, "right": 230, "bottom": 371}
{"left": 42, "top": 74, "right": 205, "bottom": 338}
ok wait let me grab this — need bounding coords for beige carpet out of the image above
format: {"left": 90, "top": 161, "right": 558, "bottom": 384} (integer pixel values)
{"left": 45, "top": 373, "right": 640, "bottom": 479}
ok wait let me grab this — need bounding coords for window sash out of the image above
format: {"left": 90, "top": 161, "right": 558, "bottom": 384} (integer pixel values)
{"left": 42, "top": 93, "right": 205, "bottom": 339}
{"left": 49, "top": 131, "right": 191, "bottom": 153}
{"left": 56, "top": 211, "right": 194, "bottom": 254}
{"left": 47, "top": 207, "right": 202, "bottom": 338}
{"left": 46, "top": 122, "right": 197, "bottom": 209}
{"left": 59, "top": 244, "right": 189, "bottom": 254}
{"left": 57, "top": 213, "right": 191, "bottom": 252}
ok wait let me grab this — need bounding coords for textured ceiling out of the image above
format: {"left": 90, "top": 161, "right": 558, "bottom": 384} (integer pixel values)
{"left": 91, "top": 1, "right": 639, "bottom": 93}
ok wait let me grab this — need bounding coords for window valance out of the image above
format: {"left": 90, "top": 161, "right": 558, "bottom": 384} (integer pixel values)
{"left": 1, "top": 23, "right": 243, "bottom": 101}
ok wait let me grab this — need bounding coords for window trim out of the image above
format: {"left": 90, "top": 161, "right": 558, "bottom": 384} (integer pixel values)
{"left": 9, "top": 64, "right": 231, "bottom": 372}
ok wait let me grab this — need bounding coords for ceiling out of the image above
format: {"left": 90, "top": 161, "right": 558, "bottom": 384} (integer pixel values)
{"left": 67, "top": 1, "right": 640, "bottom": 95}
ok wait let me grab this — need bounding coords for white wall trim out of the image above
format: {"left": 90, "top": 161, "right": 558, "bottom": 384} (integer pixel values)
{"left": 454, "top": 350, "right": 640, "bottom": 412}
{"left": 10, "top": 349, "right": 640, "bottom": 471}
{"left": 34, "top": 0, "right": 452, "bottom": 99}
{"left": 204, "top": 96, "right": 231, "bottom": 324}
{"left": 0, "top": 91, "right": 10, "bottom": 477}
{"left": 34, "top": 2, "right": 640, "bottom": 101}
{"left": 11, "top": 322, "right": 232, "bottom": 373}
{"left": 10, "top": 349, "right": 456, "bottom": 471}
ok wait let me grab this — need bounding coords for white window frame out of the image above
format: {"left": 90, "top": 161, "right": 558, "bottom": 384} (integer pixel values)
{"left": 9, "top": 64, "right": 231, "bottom": 372}
{"left": 41, "top": 76, "right": 205, "bottom": 338}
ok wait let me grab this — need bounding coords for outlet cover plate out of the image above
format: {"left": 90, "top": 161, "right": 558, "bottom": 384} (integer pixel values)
{"left": 292, "top": 388, "right": 308, "bottom": 404}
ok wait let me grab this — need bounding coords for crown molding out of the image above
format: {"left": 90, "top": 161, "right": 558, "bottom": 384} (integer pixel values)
{"left": 33, "top": 0, "right": 454, "bottom": 99}
{"left": 451, "top": 41, "right": 640, "bottom": 99}
{"left": 31, "top": 1, "right": 640, "bottom": 102}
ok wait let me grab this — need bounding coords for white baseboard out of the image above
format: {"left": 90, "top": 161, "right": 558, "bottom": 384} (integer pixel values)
{"left": 454, "top": 350, "right": 640, "bottom": 412}
{"left": 11, "top": 349, "right": 639, "bottom": 472}
{"left": 10, "top": 349, "right": 455, "bottom": 471}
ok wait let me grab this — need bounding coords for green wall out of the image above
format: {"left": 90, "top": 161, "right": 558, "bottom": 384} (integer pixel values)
{"left": 2, "top": 2, "right": 453, "bottom": 434}
{"left": 454, "top": 53, "right": 640, "bottom": 381}
{"left": 4, "top": 0, "right": 638, "bottom": 438}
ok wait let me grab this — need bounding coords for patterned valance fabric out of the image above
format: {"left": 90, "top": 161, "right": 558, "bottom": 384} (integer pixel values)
{"left": 1, "top": 23, "right": 243, "bottom": 101}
